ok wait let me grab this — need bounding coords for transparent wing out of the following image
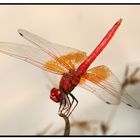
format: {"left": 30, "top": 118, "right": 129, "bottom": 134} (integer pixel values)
{"left": 79, "top": 65, "right": 140, "bottom": 109}
{"left": 18, "top": 29, "right": 87, "bottom": 71}
{"left": 0, "top": 42, "right": 67, "bottom": 74}
{"left": 0, "top": 30, "right": 87, "bottom": 74}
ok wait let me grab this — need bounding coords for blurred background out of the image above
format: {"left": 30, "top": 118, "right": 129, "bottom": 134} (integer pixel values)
{"left": 0, "top": 5, "right": 140, "bottom": 135}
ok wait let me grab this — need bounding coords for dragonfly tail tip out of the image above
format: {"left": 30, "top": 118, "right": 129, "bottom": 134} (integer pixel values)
{"left": 118, "top": 18, "right": 123, "bottom": 24}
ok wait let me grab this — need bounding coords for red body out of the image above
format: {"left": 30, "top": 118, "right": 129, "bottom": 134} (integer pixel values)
{"left": 50, "top": 19, "right": 122, "bottom": 103}
{"left": 60, "top": 69, "right": 81, "bottom": 92}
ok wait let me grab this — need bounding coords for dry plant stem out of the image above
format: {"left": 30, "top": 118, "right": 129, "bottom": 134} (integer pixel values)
{"left": 59, "top": 113, "right": 70, "bottom": 135}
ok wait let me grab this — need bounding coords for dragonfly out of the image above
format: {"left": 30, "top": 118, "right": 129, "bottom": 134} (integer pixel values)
{"left": 0, "top": 19, "right": 140, "bottom": 117}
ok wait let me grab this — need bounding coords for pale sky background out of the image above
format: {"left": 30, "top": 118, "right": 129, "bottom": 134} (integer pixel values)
{"left": 0, "top": 5, "right": 140, "bottom": 135}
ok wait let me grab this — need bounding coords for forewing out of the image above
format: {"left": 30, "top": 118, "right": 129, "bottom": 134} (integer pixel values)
{"left": 18, "top": 29, "right": 87, "bottom": 71}
{"left": 79, "top": 65, "right": 140, "bottom": 109}
{"left": 0, "top": 42, "right": 67, "bottom": 74}
{"left": 0, "top": 29, "right": 87, "bottom": 74}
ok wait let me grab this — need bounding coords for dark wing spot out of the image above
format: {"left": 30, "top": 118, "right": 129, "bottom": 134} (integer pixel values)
{"left": 126, "top": 104, "right": 133, "bottom": 107}
{"left": 106, "top": 101, "right": 111, "bottom": 104}
{"left": 19, "top": 32, "right": 23, "bottom": 36}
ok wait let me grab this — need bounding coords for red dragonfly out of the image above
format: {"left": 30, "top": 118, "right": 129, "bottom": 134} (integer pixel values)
{"left": 0, "top": 19, "right": 140, "bottom": 117}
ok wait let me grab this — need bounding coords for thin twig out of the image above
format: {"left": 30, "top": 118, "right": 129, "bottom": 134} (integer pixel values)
{"left": 59, "top": 113, "right": 70, "bottom": 135}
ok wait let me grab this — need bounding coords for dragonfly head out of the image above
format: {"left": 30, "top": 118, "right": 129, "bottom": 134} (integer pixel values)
{"left": 50, "top": 88, "right": 62, "bottom": 103}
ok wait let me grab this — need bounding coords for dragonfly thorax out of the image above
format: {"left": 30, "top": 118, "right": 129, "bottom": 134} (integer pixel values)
{"left": 59, "top": 70, "right": 81, "bottom": 93}
{"left": 50, "top": 70, "right": 81, "bottom": 103}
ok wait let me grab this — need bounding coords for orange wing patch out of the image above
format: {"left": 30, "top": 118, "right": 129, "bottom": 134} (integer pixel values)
{"left": 44, "top": 51, "right": 87, "bottom": 74}
{"left": 80, "top": 65, "right": 111, "bottom": 84}
{"left": 43, "top": 60, "right": 67, "bottom": 74}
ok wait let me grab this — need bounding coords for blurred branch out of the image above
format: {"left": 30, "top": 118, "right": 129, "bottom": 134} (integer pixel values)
{"left": 106, "top": 65, "right": 140, "bottom": 132}
{"left": 59, "top": 113, "right": 70, "bottom": 136}
{"left": 122, "top": 67, "right": 140, "bottom": 88}
{"left": 71, "top": 119, "right": 98, "bottom": 128}
{"left": 100, "top": 121, "right": 109, "bottom": 134}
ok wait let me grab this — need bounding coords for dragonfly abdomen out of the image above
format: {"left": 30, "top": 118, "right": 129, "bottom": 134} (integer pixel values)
{"left": 77, "top": 18, "right": 122, "bottom": 76}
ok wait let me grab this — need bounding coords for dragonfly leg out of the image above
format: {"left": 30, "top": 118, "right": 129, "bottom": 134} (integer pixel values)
{"left": 63, "top": 95, "right": 71, "bottom": 115}
{"left": 59, "top": 101, "right": 62, "bottom": 113}
{"left": 63, "top": 94, "right": 78, "bottom": 117}
{"left": 58, "top": 98, "right": 66, "bottom": 114}
{"left": 65, "top": 95, "right": 74, "bottom": 116}
{"left": 59, "top": 95, "right": 71, "bottom": 115}
{"left": 67, "top": 94, "right": 78, "bottom": 117}
{"left": 58, "top": 94, "right": 78, "bottom": 117}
